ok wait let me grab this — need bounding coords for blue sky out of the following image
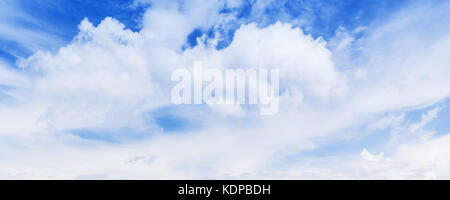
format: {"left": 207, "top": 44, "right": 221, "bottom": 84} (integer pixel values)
{"left": 1, "top": 0, "right": 450, "bottom": 179}
{"left": 0, "top": 0, "right": 406, "bottom": 63}
{"left": 0, "top": 0, "right": 146, "bottom": 64}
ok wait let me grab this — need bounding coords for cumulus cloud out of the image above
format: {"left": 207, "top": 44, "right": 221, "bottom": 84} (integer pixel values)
{"left": 1, "top": 0, "right": 450, "bottom": 179}
{"left": 12, "top": 17, "right": 163, "bottom": 133}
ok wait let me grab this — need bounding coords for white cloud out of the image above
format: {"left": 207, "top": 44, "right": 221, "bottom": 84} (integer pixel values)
{"left": 361, "top": 149, "right": 384, "bottom": 162}
{"left": 368, "top": 113, "right": 405, "bottom": 130}
{"left": 1, "top": 0, "right": 450, "bottom": 179}
{"left": 12, "top": 17, "right": 164, "bottom": 133}
{"left": 408, "top": 107, "right": 440, "bottom": 133}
